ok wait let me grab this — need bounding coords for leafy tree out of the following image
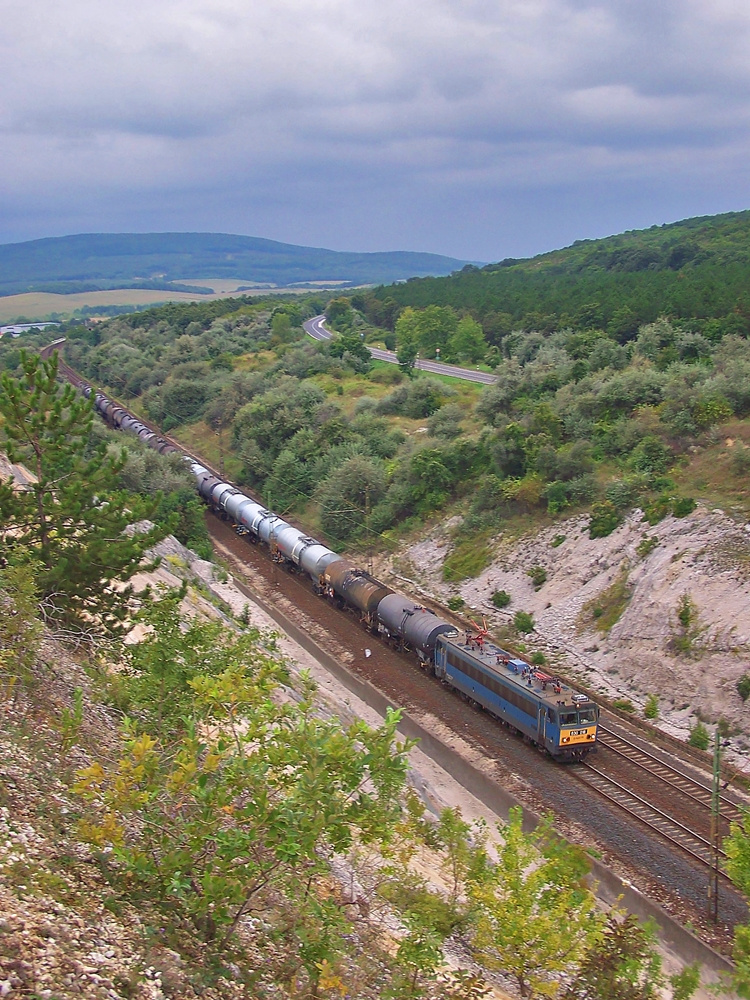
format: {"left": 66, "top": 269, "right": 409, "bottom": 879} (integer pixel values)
{"left": 316, "top": 455, "right": 387, "bottom": 543}
{"left": 76, "top": 630, "right": 413, "bottom": 974}
{"left": 0, "top": 352, "right": 165, "bottom": 639}
{"left": 715, "top": 813, "right": 750, "bottom": 997}
{"left": 468, "top": 808, "right": 602, "bottom": 999}
{"left": 325, "top": 296, "right": 354, "bottom": 330}
{"left": 562, "top": 911, "right": 699, "bottom": 1000}
{"left": 328, "top": 329, "right": 373, "bottom": 371}
{"left": 397, "top": 338, "right": 419, "bottom": 378}
{"left": 448, "top": 316, "right": 487, "bottom": 363}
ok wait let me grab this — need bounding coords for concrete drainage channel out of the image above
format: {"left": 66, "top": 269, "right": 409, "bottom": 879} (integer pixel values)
{"left": 209, "top": 537, "right": 735, "bottom": 994}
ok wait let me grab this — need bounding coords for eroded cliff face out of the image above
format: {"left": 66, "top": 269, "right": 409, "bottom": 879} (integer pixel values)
{"left": 380, "top": 506, "right": 750, "bottom": 767}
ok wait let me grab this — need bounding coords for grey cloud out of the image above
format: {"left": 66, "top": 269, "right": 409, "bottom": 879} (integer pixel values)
{"left": 2, "top": 0, "right": 750, "bottom": 257}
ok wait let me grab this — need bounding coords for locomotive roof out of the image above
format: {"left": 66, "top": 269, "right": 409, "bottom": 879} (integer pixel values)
{"left": 441, "top": 632, "right": 595, "bottom": 710}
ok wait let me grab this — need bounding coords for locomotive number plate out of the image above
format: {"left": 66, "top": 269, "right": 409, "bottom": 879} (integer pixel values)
{"left": 569, "top": 729, "right": 586, "bottom": 737}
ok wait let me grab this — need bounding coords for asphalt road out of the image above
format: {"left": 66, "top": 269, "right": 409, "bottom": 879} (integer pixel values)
{"left": 303, "top": 314, "right": 497, "bottom": 385}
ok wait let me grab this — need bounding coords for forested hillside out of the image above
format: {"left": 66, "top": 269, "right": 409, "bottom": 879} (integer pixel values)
{"left": 15, "top": 275, "right": 743, "bottom": 577}
{"left": 369, "top": 210, "right": 750, "bottom": 343}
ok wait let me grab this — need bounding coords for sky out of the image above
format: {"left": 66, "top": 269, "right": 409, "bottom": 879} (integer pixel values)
{"left": 3, "top": 0, "right": 750, "bottom": 262}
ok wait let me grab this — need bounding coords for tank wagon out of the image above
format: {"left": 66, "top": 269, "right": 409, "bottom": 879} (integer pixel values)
{"left": 74, "top": 376, "right": 598, "bottom": 760}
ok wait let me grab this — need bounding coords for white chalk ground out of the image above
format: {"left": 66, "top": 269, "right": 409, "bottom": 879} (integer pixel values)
{"left": 135, "top": 535, "right": 725, "bottom": 999}
{"left": 377, "top": 504, "right": 750, "bottom": 776}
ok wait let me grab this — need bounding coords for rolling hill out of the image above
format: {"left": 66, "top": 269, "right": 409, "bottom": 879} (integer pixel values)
{"left": 0, "top": 232, "right": 471, "bottom": 297}
{"left": 374, "top": 209, "right": 750, "bottom": 338}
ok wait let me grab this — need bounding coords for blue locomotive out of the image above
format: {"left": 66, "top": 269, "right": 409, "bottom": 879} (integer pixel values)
{"left": 435, "top": 630, "right": 598, "bottom": 760}
{"left": 76, "top": 378, "right": 599, "bottom": 760}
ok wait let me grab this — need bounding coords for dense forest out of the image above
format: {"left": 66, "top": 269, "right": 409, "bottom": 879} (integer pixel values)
{"left": 367, "top": 210, "right": 750, "bottom": 344}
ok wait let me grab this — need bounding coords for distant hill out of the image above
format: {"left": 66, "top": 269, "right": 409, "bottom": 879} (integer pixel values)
{"left": 376, "top": 210, "right": 750, "bottom": 338}
{"left": 0, "top": 233, "right": 471, "bottom": 297}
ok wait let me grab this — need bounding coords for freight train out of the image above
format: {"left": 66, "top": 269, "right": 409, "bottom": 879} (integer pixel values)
{"left": 69, "top": 368, "right": 598, "bottom": 760}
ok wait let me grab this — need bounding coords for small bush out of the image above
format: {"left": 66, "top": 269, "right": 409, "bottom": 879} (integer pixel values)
{"left": 677, "top": 592, "right": 696, "bottom": 629}
{"left": 447, "top": 595, "right": 465, "bottom": 611}
{"left": 689, "top": 721, "right": 710, "bottom": 750}
{"left": 491, "top": 590, "right": 511, "bottom": 609}
{"left": 514, "top": 611, "right": 535, "bottom": 634}
{"left": 531, "top": 651, "right": 547, "bottom": 666}
{"left": 643, "top": 493, "right": 672, "bottom": 526}
{"left": 580, "top": 572, "right": 631, "bottom": 633}
{"left": 730, "top": 444, "right": 750, "bottom": 476}
{"left": 737, "top": 674, "right": 750, "bottom": 702}
{"left": 612, "top": 698, "right": 635, "bottom": 713}
{"left": 589, "top": 501, "right": 622, "bottom": 538}
{"left": 644, "top": 694, "right": 659, "bottom": 720}
{"left": 636, "top": 535, "right": 658, "bottom": 558}
{"left": 527, "top": 566, "right": 547, "bottom": 589}
{"left": 671, "top": 496, "right": 696, "bottom": 518}
{"left": 551, "top": 534, "right": 566, "bottom": 548}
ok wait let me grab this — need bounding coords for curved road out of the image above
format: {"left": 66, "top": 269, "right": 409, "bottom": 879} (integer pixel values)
{"left": 303, "top": 315, "right": 497, "bottom": 385}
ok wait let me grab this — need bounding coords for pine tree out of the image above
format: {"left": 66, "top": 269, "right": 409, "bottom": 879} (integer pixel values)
{"left": 0, "top": 351, "right": 167, "bottom": 640}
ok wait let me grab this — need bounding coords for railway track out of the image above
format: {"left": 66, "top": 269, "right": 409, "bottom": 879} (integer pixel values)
{"left": 598, "top": 725, "right": 747, "bottom": 829}
{"left": 573, "top": 724, "right": 748, "bottom": 878}
{"left": 49, "top": 344, "right": 750, "bottom": 932}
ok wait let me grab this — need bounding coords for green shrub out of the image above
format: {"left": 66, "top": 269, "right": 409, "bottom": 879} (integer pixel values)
{"left": 491, "top": 590, "right": 511, "bottom": 609}
{"left": 737, "top": 674, "right": 750, "bottom": 702}
{"left": 443, "top": 532, "right": 494, "bottom": 582}
{"left": 447, "top": 595, "right": 465, "bottom": 611}
{"left": 531, "top": 651, "right": 547, "bottom": 666}
{"left": 588, "top": 501, "right": 622, "bottom": 538}
{"left": 671, "top": 496, "right": 696, "bottom": 518}
{"left": 636, "top": 535, "right": 658, "bottom": 558}
{"left": 580, "top": 572, "right": 631, "bottom": 633}
{"left": 514, "top": 611, "right": 535, "bottom": 634}
{"left": 730, "top": 444, "right": 750, "bottom": 476}
{"left": 605, "top": 478, "right": 639, "bottom": 510}
{"left": 612, "top": 698, "right": 635, "bottom": 713}
{"left": 677, "top": 592, "right": 696, "bottom": 629}
{"left": 551, "top": 534, "right": 566, "bottom": 548}
{"left": 643, "top": 493, "right": 673, "bottom": 525}
{"left": 527, "top": 566, "right": 547, "bottom": 589}
{"left": 644, "top": 694, "right": 659, "bottom": 720}
{"left": 689, "top": 721, "right": 710, "bottom": 750}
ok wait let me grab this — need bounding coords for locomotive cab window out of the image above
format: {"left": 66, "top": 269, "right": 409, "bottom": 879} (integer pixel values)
{"left": 547, "top": 708, "right": 557, "bottom": 723}
{"left": 578, "top": 707, "right": 597, "bottom": 723}
{"left": 560, "top": 711, "right": 577, "bottom": 725}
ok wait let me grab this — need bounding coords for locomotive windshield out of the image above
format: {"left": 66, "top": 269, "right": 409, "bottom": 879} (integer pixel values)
{"left": 559, "top": 706, "right": 598, "bottom": 726}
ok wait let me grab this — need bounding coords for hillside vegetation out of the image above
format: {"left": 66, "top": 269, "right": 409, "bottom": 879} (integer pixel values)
{"left": 0, "top": 363, "right": 708, "bottom": 999}
{"left": 370, "top": 210, "right": 750, "bottom": 343}
{"left": 0, "top": 232, "right": 470, "bottom": 297}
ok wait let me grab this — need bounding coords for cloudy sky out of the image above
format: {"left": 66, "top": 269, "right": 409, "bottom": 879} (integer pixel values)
{"left": 2, "top": 0, "right": 750, "bottom": 261}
